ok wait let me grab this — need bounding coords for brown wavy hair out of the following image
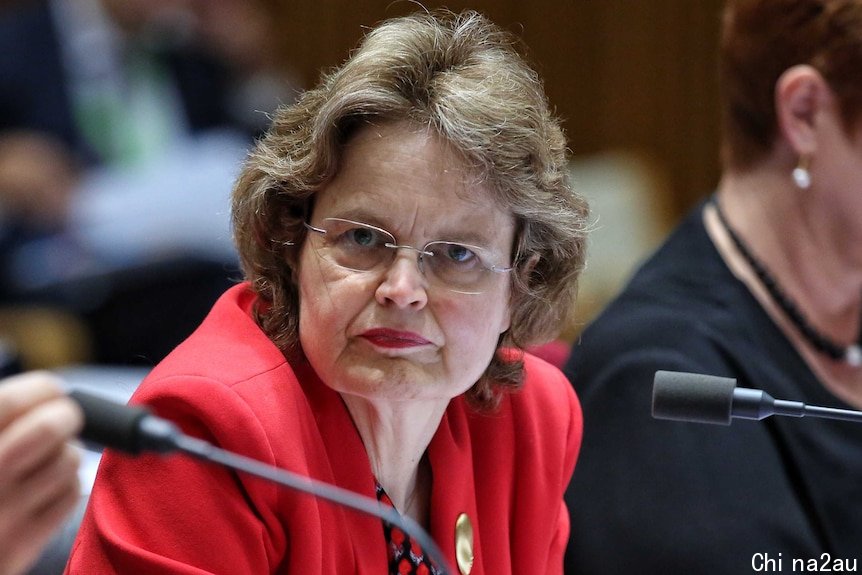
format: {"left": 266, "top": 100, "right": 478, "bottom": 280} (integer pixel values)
{"left": 231, "top": 9, "right": 589, "bottom": 410}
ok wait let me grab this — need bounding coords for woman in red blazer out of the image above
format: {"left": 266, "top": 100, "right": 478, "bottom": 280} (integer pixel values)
{"left": 67, "top": 9, "right": 589, "bottom": 575}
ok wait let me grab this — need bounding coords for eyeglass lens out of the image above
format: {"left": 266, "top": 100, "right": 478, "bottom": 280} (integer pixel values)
{"left": 306, "top": 218, "right": 510, "bottom": 294}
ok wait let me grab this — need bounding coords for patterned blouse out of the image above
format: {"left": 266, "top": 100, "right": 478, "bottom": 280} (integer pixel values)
{"left": 375, "top": 482, "right": 442, "bottom": 575}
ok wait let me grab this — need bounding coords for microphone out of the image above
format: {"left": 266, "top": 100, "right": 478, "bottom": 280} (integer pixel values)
{"left": 68, "top": 389, "right": 454, "bottom": 575}
{"left": 68, "top": 390, "right": 180, "bottom": 454}
{"left": 651, "top": 370, "right": 862, "bottom": 425}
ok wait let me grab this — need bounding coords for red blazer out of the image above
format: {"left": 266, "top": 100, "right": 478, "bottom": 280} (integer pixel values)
{"left": 66, "top": 283, "right": 582, "bottom": 574}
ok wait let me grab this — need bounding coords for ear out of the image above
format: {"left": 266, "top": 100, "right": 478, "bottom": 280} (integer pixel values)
{"left": 775, "top": 65, "right": 834, "bottom": 156}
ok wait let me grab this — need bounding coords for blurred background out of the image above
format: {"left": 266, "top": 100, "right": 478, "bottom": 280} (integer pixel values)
{"left": 0, "top": 0, "right": 726, "bottom": 375}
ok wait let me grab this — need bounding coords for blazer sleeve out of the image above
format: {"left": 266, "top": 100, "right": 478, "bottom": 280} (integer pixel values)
{"left": 65, "top": 375, "right": 286, "bottom": 574}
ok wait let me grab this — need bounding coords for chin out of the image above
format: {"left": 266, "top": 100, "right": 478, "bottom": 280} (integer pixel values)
{"left": 332, "top": 361, "right": 456, "bottom": 401}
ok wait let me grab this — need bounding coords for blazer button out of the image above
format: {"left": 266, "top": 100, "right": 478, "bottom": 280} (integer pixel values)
{"left": 455, "top": 512, "right": 474, "bottom": 575}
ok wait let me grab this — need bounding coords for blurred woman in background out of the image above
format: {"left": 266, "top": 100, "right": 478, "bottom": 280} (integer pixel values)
{"left": 565, "top": 0, "right": 862, "bottom": 572}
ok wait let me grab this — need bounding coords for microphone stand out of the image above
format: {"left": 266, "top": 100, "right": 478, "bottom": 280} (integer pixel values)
{"left": 74, "top": 390, "right": 455, "bottom": 575}
{"left": 173, "top": 433, "right": 453, "bottom": 575}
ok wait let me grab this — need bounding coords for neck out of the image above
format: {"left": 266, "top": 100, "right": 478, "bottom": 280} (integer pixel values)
{"left": 341, "top": 394, "right": 447, "bottom": 523}
{"left": 715, "top": 170, "right": 862, "bottom": 344}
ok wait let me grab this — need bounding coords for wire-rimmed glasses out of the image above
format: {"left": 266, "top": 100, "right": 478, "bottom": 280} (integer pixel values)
{"left": 303, "top": 217, "right": 513, "bottom": 295}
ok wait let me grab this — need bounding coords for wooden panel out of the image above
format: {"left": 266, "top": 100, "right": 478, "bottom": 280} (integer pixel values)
{"left": 553, "top": 1, "right": 724, "bottom": 216}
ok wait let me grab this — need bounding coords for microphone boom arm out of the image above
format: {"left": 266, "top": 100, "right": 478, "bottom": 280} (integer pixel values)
{"left": 70, "top": 389, "right": 454, "bottom": 575}
{"left": 731, "top": 387, "right": 862, "bottom": 423}
{"left": 652, "top": 370, "right": 862, "bottom": 425}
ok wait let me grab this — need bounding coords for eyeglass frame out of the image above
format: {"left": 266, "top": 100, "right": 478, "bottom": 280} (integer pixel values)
{"left": 301, "top": 217, "right": 514, "bottom": 295}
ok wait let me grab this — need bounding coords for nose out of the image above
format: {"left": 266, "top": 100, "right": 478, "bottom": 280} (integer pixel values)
{"left": 375, "top": 251, "right": 429, "bottom": 309}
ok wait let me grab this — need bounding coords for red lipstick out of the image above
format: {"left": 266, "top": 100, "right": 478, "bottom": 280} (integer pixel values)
{"left": 359, "top": 328, "right": 431, "bottom": 349}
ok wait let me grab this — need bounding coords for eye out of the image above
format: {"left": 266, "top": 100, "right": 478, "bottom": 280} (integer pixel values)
{"left": 434, "top": 243, "right": 481, "bottom": 266}
{"left": 344, "top": 226, "right": 380, "bottom": 247}
{"left": 446, "top": 244, "right": 474, "bottom": 263}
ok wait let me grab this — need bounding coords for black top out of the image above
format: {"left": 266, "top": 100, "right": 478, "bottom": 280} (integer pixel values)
{"left": 564, "top": 200, "right": 862, "bottom": 573}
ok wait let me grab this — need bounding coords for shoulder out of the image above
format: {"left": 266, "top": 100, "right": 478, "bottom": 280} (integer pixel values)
{"left": 516, "top": 352, "right": 581, "bottom": 423}
{"left": 130, "top": 283, "right": 311, "bottom": 462}
{"left": 522, "top": 352, "right": 582, "bottom": 453}
{"left": 464, "top": 351, "right": 582, "bottom": 477}
{"left": 147, "top": 283, "right": 285, "bottom": 385}
{"left": 485, "top": 350, "right": 581, "bottom": 431}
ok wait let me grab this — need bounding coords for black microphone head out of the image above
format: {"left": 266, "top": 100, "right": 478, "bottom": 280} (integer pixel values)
{"left": 68, "top": 389, "right": 151, "bottom": 454}
{"left": 652, "top": 371, "right": 737, "bottom": 425}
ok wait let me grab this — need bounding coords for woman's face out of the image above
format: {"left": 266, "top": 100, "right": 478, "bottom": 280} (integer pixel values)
{"left": 297, "top": 122, "right": 515, "bottom": 403}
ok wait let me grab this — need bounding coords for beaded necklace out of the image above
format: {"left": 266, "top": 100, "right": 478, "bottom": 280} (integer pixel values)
{"left": 711, "top": 197, "right": 862, "bottom": 367}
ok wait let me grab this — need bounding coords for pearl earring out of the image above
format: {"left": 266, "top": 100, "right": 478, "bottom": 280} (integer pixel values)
{"left": 792, "top": 155, "right": 811, "bottom": 189}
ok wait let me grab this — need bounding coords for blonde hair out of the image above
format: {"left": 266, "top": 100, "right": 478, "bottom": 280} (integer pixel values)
{"left": 232, "top": 10, "right": 589, "bottom": 410}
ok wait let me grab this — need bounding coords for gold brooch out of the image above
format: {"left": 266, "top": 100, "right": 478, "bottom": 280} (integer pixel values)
{"left": 454, "top": 512, "right": 474, "bottom": 575}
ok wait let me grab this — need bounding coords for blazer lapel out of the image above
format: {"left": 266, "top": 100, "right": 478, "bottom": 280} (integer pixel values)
{"left": 427, "top": 398, "right": 482, "bottom": 575}
{"left": 292, "top": 360, "right": 389, "bottom": 574}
